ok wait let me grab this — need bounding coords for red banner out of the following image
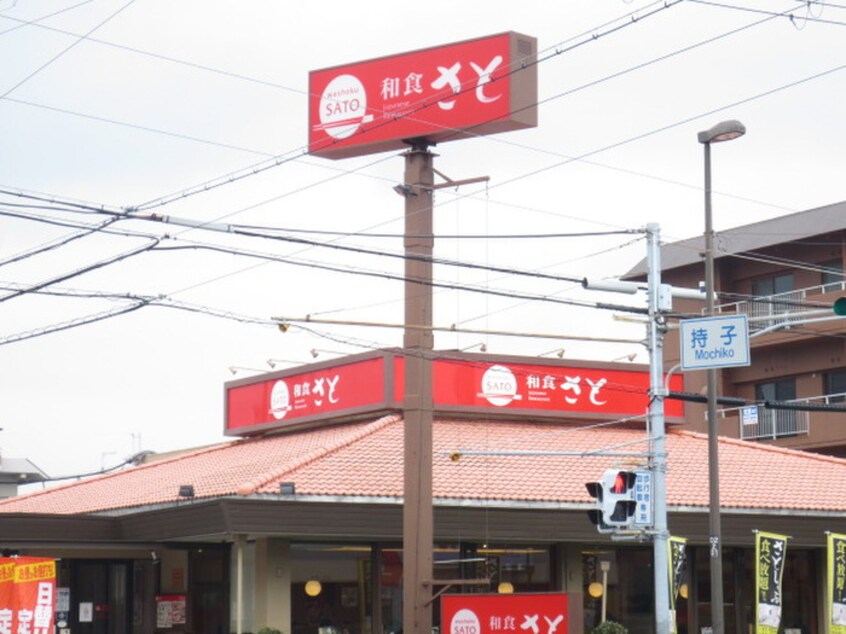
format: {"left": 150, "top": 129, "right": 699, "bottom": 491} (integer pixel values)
{"left": 225, "top": 350, "right": 684, "bottom": 436}
{"left": 442, "top": 593, "right": 570, "bottom": 634}
{"left": 0, "top": 557, "right": 56, "bottom": 634}
{"left": 225, "top": 355, "right": 392, "bottom": 434}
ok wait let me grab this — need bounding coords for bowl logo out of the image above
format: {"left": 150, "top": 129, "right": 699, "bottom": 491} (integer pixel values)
{"left": 450, "top": 609, "right": 480, "bottom": 634}
{"left": 479, "top": 365, "right": 520, "bottom": 407}
{"left": 316, "top": 74, "right": 373, "bottom": 140}
{"left": 270, "top": 380, "right": 291, "bottom": 420}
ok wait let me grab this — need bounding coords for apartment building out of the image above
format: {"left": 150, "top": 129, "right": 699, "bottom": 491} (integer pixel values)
{"left": 626, "top": 200, "right": 846, "bottom": 456}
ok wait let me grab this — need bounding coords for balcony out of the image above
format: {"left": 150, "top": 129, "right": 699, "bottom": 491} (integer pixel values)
{"left": 715, "top": 281, "right": 846, "bottom": 334}
{"left": 734, "top": 405, "right": 809, "bottom": 440}
{"left": 722, "top": 392, "right": 846, "bottom": 441}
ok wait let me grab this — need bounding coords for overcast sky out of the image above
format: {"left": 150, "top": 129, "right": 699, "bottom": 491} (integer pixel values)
{"left": 1, "top": 0, "right": 844, "bottom": 482}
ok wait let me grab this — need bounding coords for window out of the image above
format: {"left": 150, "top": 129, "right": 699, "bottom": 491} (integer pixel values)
{"left": 755, "top": 378, "right": 800, "bottom": 438}
{"left": 751, "top": 273, "right": 795, "bottom": 320}
{"left": 824, "top": 370, "right": 846, "bottom": 403}
{"left": 751, "top": 273, "right": 794, "bottom": 297}
{"left": 755, "top": 378, "right": 796, "bottom": 403}
{"left": 821, "top": 259, "right": 844, "bottom": 292}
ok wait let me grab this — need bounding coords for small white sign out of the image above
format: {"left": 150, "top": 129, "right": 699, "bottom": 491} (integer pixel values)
{"left": 79, "top": 602, "right": 93, "bottom": 623}
{"left": 57, "top": 587, "right": 70, "bottom": 612}
{"left": 741, "top": 405, "right": 759, "bottom": 426}
{"left": 679, "top": 314, "right": 750, "bottom": 371}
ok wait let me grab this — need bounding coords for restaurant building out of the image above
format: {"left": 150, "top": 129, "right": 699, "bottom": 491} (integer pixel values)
{"left": 1, "top": 349, "right": 845, "bottom": 634}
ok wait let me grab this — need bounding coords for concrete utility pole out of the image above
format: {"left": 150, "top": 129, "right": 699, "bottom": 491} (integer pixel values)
{"left": 401, "top": 141, "right": 435, "bottom": 634}
{"left": 646, "top": 223, "right": 671, "bottom": 634}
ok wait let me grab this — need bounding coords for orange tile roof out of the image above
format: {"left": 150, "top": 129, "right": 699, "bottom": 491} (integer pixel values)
{"left": 2, "top": 414, "right": 845, "bottom": 515}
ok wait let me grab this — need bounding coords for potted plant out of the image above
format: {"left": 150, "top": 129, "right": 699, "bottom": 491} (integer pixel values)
{"left": 590, "top": 621, "right": 627, "bottom": 634}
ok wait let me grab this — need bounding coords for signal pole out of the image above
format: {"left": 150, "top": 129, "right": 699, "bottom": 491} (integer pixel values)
{"left": 646, "top": 223, "right": 671, "bottom": 634}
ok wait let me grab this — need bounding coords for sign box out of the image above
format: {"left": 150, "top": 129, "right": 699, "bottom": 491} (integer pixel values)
{"left": 308, "top": 32, "right": 537, "bottom": 159}
{"left": 441, "top": 592, "right": 577, "bottom": 634}
{"left": 224, "top": 349, "right": 684, "bottom": 436}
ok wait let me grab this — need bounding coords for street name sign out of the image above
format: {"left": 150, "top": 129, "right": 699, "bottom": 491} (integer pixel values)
{"left": 679, "top": 314, "right": 750, "bottom": 371}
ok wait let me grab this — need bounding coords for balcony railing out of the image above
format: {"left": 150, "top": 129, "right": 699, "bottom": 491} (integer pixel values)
{"left": 715, "top": 281, "right": 846, "bottom": 333}
{"left": 736, "top": 406, "right": 809, "bottom": 440}
{"left": 721, "top": 393, "right": 846, "bottom": 440}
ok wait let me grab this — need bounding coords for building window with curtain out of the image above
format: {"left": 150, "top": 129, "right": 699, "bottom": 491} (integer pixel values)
{"left": 754, "top": 378, "right": 799, "bottom": 438}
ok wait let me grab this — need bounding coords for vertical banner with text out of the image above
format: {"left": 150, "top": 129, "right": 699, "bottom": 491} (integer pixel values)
{"left": 668, "top": 536, "right": 688, "bottom": 634}
{"left": 0, "top": 557, "right": 56, "bottom": 634}
{"left": 828, "top": 532, "right": 846, "bottom": 634}
{"left": 755, "top": 532, "right": 788, "bottom": 634}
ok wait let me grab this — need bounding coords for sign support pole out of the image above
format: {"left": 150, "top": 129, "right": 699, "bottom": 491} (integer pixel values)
{"left": 646, "top": 223, "right": 671, "bottom": 634}
{"left": 402, "top": 140, "right": 435, "bottom": 634}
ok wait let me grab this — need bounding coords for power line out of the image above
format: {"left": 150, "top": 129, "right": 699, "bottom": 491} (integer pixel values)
{"left": 0, "top": 239, "right": 159, "bottom": 304}
{"left": 2, "top": 201, "right": 633, "bottom": 289}
{"left": 689, "top": 0, "right": 846, "bottom": 27}
{"left": 4, "top": 96, "right": 279, "bottom": 158}
{"left": 227, "top": 225, "right": 636, "bottom": 240}
{"left": 1, "top": 0, "right": 138, "bottom": 100}
{"left": 0, "top": 0, "right": 94, "bottom": 37}
{"left": 0, "top": 299, "right": 149, "bottom": 346}
{"left": 154, "top": 241, "right": 647, "bottom": 315}
{"left": 0, "top": 215, "right": 120, "bottom": 268}
{"left": 0, "top": 10, "right": 304, "bottom": 93}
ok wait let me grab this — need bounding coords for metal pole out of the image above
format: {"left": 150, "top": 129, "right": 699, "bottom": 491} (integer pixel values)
{"left": 703, "top": 141, "right": 725, "bottom": 634}
{"left": 235, "top": 534, "right": 245, "bottom": 634}
{"left": 600, "top": 561, "right": 610, "bottom": 624}
{"left": 647, "top": 223, "right": 671, "bottom": 634}
{"left": 402, "top": 141, "right": 435, "bottom": 634}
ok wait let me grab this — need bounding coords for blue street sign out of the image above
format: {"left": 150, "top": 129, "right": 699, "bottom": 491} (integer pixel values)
{"left": 679, "top": 314, "right": 750, "bottom": 371}
{"left": 633, "top": 470, "right": 653, "bottom": 527}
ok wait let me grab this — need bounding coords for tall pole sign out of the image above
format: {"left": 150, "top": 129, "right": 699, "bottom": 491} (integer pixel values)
{"left": 309, "top": 32, "right": 537, "bottom": 634}
{"left": 308, "top": 32, "right": 537, "bottom": 160}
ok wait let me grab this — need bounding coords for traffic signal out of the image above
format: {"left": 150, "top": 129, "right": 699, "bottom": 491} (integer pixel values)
{"left": 834, "top": 297, "right": 846, "bottom": 316}
{"left": 586, "top": 469, "right": 638, "bottom": 532}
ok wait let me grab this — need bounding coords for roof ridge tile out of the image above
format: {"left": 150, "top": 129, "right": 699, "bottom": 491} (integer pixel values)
{"left": 236, "top": 414, "right": 401, "bottom": 495}
{"left": 0, "top": 441, "right": 234, "bottom": 508}
{"left": 672, "top": 428, "right": 846, "bottom": 465}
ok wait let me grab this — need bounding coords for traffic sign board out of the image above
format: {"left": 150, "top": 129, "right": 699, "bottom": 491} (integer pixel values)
{"left": 633, "top": 470, "right": 653, "bottom": 527}
{"left": 679, "top": 314, "right": 750, "bottom": 370}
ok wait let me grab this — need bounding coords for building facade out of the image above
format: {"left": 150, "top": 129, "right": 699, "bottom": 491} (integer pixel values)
{"left": 1, "top": 349, "right": 845, "bottom": 634}
{"left": 626, "top": 200, "right": 846, "bottom": 457}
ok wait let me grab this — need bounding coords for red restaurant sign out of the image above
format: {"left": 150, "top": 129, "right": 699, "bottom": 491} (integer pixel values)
{"left": 308, "top": 32, "right": 538, "bottom": 159}
{"left": 0, "top": 557, "right": 56, "bottom": 634}
{"left": 441, "top": 593, "right": 574, "bottom": 634}
{"left": 224, "top": 350, "right": 684, "bottom": 436}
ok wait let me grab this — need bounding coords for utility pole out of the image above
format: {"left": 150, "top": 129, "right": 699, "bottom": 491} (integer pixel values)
{"left": 401, "top": 141, "right": 435, "bottom": 634}
{"left": 646, "top": 223, "right": 671, "bottom": 634}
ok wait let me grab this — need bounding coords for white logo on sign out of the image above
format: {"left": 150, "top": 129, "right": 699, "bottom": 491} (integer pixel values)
{"left": 317, "top": 74, "right": 373, "bottom": 139}
{"left": 479, "top": 365, "right": 521, "bottom": 407}
{"left": 270, "top": 380, "right": 291, "bottom": 420}
{"left": 450, "top": 608, "right": 480, "bottom": 634}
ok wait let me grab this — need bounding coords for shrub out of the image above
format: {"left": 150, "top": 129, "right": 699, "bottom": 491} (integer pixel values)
{"left": 590, "top": 621, "right": 627, "bottom": 634}
{"left": 257, "top": 628, "right": 283, "bottom": 634}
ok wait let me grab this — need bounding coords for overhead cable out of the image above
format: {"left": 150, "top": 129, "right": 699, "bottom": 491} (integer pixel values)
{"left": 1, "top": 0, "right": 138, "bottom": 100}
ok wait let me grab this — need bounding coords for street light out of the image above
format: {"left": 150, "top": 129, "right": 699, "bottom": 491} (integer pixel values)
{"left": 698, "top": 119, "right": 745, "bottom": 634}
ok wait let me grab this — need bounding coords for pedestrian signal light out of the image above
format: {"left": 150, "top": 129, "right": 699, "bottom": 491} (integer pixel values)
{"left": 585, "top": 469, "right": 638, "bottom": 532}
